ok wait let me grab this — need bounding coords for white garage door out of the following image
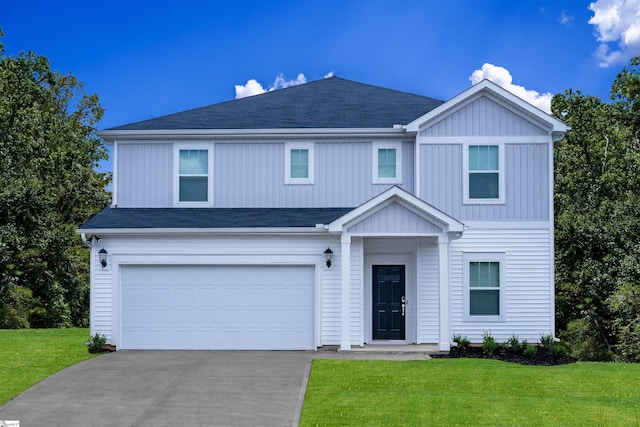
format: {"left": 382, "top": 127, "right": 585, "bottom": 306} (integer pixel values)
{"left": 120, "top": 265, "right": 315, "bottom": 350}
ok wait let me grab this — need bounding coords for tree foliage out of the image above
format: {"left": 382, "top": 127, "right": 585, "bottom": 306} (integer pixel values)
{"left": 0, "top": 30, "right": 110, "bottom": 328}
{"left": 553, "top": 56, "right": 640, "bottom": 361}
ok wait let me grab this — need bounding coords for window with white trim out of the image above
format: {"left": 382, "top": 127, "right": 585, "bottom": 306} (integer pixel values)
{"left": 174, "top": 144, "right": 213, "bottom": 206}
{"left": 285, "top": 142, "right": 314, "bottom": 184}
{"left": 463, "top": 144, "right": 504, "bottom": 204}
{"left": 463, "top": 253, "right": 505, "bottom": 320}
{"left": 372, "top": 141, "right": 402, "bottom": 184}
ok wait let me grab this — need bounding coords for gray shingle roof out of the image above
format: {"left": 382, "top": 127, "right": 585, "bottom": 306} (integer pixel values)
{"left": 108, "top": 77, "right": 443, "bottom": 130}
{"left": 80, "top": 207, "right": 354, "bottom": 230}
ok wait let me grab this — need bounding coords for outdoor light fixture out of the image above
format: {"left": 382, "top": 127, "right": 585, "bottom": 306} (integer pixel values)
{"left": 323, "top": 247, "right": 333, "bottom": 268}
{"left": 98, "top": 248, "right": 108, "bottom": 268}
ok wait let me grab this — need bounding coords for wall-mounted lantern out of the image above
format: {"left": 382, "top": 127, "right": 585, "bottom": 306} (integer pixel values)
{"left": 323, "top": 247, "right": 333, "bottom": 268}
{"left": 98, "top": 248, "right": 108, "bottom": 268}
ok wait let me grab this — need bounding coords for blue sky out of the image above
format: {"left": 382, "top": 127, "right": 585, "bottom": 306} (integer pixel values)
{"left": 3, "top": 0, "right": 640, "bottom": 132}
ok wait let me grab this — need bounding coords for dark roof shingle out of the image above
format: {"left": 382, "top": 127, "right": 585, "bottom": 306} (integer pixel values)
{"left": 108, "top": 77, "right": 443, "bottom": 131}
{"left": 80, "top": 207, "right": 354, "bottom": 230}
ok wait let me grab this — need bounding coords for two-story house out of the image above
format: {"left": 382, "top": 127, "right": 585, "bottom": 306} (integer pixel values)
{"left": 79, "top": 76, "right": 567, "bottom": 351}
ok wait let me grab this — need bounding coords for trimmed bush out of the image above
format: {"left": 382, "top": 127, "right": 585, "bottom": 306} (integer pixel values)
{"left": 482, "top": 331, "right": 498, "bottom": 355}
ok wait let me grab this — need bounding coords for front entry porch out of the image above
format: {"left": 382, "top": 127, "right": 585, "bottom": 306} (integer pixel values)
{"left": 325, "top": 186, "right": 465, "bottom": 353}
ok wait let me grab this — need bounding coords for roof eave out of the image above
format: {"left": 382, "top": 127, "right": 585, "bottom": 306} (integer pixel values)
{"left": 98, "top": 127, "right": 412, "bottom": 143}
{"left": 77, "top": 227, "right": 329, "bottom": 236}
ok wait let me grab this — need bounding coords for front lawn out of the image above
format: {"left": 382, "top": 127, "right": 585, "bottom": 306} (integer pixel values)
{"left": 0, "top": 328, "right": 99, "bottom": 405}
{"left": 301, "top": 358, "right": 640, "bottom": 426}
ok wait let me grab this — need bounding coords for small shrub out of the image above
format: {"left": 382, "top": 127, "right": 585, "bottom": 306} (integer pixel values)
{"left": 482, "top": 331, "right": 498, "bottom": 355}
{"left": 86, "top": 333, "right": 107, "bottom": 354}
{"left": 540, "top": 333, "right": 554, "bottom": 348}
{"left": 452, "top": 334, "right": 471, "bottom": 350}
{"left": 523, "top": 344, "right": 537, "bottom": 358}
{"left": 506, "top": 334, "right": 520, "bottom": 351}
{"left": 551, "top": 341, "right": 570, "bottom": 358}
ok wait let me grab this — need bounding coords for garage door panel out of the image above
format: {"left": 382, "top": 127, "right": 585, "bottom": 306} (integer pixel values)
{"left": 120, "top": 265, "right": 315, "bottom": 350}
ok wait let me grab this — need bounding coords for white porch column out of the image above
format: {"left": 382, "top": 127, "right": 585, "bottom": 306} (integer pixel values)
{"left": 438, "top": 234, "right": 451, "bottom": 351}
{"left": 340, "top": 234, "right": 352, "bottom": 351}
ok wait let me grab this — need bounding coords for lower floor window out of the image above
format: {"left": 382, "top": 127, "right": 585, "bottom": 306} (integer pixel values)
{"left": 470, "top": 261, "right": 500, "bottom": 315}
{"left": 464, "top": 254, "right": 505, "bottom": 319}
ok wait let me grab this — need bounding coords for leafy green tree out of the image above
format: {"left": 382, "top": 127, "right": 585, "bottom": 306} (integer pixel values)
{"left": 0, "top": 30, "right": 110, "bottom": 328}
{"left": 552, "top": 57, "right": 640, "bottom": 361}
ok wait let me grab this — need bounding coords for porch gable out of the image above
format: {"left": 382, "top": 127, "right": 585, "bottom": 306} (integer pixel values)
{"left": 346, "top": 201, "right": 444, "bottom": 234}
{"left": 328, "top": 186, "right": 464, "bottom": 235}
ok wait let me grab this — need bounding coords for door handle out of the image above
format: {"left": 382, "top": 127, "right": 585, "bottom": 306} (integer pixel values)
{"left": 401, "top": 296, "right": 406, "bottom": 317}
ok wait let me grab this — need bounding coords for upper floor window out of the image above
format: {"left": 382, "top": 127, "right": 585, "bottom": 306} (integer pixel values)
{"left": 463, "top": 143, "right": 504, "bottom": 204}
{"left": 285, "top": 142, "right": 314, "bottom": 184}
{"left": 464, "top": 253, "right": 506, "bottom": 321}
{"left": 372, "top": 142, "right": 402, "bottom": 184}
{"left": 174, "top": 144, "right": 213, "bottom": 206}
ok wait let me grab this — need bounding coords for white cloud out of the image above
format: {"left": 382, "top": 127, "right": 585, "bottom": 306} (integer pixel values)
{"left": 560, "top": 10, "right": 573, "bottom": 25}
{"left": 235, "top": 79, "right": 266, "bottom": 99}
{"left": 235, "top": 73, "right": 308, "bottom": 99}
{"left": 324, "top": 71, "right": 335, "bottom": 78}
{"left": 589, "top": 0, "right": 640, "bottom": 67}
{"left": 272, "top": 73, "right": 307, "bottom": 90}
{"left": 469, "top": 63, "right": 553, "bottom": 113}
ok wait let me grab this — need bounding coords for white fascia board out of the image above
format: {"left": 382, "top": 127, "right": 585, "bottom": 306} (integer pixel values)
{"left": 98, "top": 127, "right": 410, "bottom": 143}
{"left": 405, "top": 80, "right": 568, "bottom": 135}
{"left": 76, "top": 227, "right": 328, "bottom": 236}
{"left": 328, "top": 186, "right": 464, "bottom": 233}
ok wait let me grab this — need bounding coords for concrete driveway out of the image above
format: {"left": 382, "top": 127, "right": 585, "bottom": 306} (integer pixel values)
{"left": 0, "top": 351, "right": 314, "bottom": 427}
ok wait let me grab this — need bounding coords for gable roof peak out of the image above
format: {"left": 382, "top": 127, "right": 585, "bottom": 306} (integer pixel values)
{"left": 405, "top": 79, "right": 568, "bottom": 136}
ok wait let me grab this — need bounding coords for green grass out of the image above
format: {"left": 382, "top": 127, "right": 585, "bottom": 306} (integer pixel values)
{"left": 301, "top": 358, "right": 640, "bottom": 426}
{"left": 0, "top": 328, "right": 99, "bottom": 405}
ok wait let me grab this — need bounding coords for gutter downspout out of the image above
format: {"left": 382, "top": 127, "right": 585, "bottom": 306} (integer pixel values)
{"left": 81, "top": 233, "right": 92, "bottom": 248}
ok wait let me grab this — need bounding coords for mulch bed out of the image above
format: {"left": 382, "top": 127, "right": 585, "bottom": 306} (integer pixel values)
{"left": 432, "top": 346, "right": 577, "bottom": 366}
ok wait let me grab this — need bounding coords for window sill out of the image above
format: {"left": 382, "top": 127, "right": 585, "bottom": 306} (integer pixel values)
{"left": 463, "top": 198, "right": 505, "bottom": 205}
{"left": 174, "top": 201, "right": 213, "bottom": 208}
{"left": 463, "top": 316, "right": 506, "bottom": 322}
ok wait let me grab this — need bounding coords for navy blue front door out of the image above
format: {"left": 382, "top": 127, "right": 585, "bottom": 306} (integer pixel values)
{"left": 372, "top": 265, "right": 405, "bottom": 340}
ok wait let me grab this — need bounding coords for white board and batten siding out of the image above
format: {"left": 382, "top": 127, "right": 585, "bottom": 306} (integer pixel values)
{"left": 418, "top": 95, "right": 550, "bottom": 138}
{"left": 417, "top": 93, "right": 553, "bottom": 223}
{"left": 116, "top": 143, "right": 173, "bottom": 207}
{"left": 347, "top": 202, "right": 443, "bottom": 234}
{"left": 449, "top": 226, "right": 553, "bottom": 343}
{"left": 418, "top": 143, "right": 550, "bottom": 222}
{"left": 115, "top": 140, "right": 415, "bottom": 209}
